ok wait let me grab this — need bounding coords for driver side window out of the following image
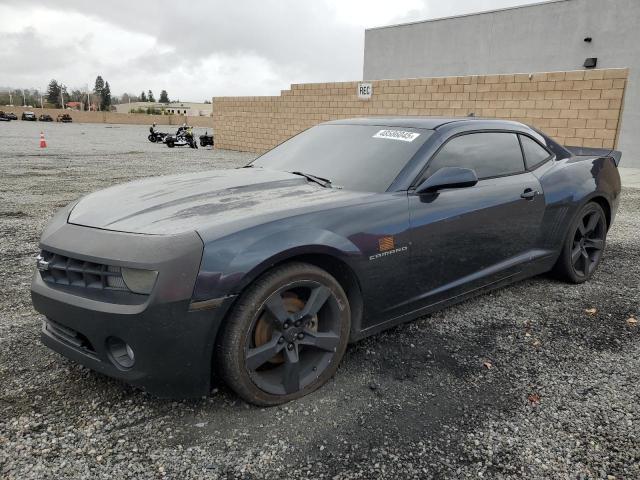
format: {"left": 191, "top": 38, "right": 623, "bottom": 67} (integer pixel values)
{"left": 420, "top": 132, "right": 526, "bottom": 183}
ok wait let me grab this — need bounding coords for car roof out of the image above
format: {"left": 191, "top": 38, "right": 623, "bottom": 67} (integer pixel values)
{"left": 323, "top": 116, "right": 529, "bottom": 131}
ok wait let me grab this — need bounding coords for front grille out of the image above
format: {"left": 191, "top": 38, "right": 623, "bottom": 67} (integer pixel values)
{"left": 38, "top": 250, "right": 129, "bottom": 291}
{"left": 45, "top": 318, "right": 97, "bottom": 356}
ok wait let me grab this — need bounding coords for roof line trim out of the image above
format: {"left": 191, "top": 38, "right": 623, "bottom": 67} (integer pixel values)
{"left": 365, "top": 0, "right": 568, "bottom": 32}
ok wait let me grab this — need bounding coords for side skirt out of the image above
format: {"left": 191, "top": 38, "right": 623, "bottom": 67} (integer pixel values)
{"left": 350, "top": 256, "right": 554, "bottom": 342}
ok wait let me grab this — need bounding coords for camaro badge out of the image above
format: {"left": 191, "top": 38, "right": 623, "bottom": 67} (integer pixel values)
{"left": 36, "top": 254, "right": 50, "bottom": 271}
{"left": 370, "top": 236, "right": 408, "bottom": 261}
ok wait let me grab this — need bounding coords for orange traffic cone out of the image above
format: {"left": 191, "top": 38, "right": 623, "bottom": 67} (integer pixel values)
{"left": 39, "top": 131, "right": 47, "bottom": 148}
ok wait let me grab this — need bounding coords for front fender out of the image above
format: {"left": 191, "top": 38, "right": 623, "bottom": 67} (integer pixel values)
{"left": 193, "top": 226, "right": 362, "bottom": 301}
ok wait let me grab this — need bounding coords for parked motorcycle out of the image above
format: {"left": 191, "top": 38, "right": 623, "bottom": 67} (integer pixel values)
{"left": 148, "top": 131, "right": 168, "bottom": 143}
{"left": 199, "top": 131, "right": 214, "bottom": 148}
{"left": 166, "top": 127, "right": 197, "bottom": 148}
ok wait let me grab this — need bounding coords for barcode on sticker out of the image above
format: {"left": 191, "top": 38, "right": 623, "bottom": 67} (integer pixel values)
{"left": 373, "top": 130, "right": 420, "bottom": 142}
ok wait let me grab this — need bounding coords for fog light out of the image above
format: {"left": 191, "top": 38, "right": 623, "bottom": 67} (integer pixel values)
{"left": 106, "top": 337, "right": 135, "bottom": 369}
{"left": 121, "top": 268, "right": 158, "bottom": 294}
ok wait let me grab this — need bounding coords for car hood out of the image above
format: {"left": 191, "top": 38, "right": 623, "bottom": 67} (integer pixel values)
{"left": 68, "top": 168, "right": 371, "bottom": 235}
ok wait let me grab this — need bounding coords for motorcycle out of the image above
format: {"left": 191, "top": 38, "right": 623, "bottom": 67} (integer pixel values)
{"left": 166, "top": 128, "right": 197, "bottom": 149}
{"left": 148, "top": 131, "right": 168, "bottom": 143}
{"left": 148, "top": 126, "right": 168, "bottom": 143}
{"left": 199, "top": 131, "right": 214, "bottom": 148}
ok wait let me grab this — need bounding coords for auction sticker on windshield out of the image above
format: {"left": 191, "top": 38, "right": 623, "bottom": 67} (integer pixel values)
{"left": 373, "top": 130, "right": 421, "bottom": 142}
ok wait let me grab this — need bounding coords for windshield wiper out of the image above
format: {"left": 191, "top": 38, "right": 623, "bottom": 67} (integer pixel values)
{"left": 290, "top": 171, "right": 332, "bottom": 188}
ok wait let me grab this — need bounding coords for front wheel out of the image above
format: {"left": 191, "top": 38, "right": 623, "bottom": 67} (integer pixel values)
{"left": 148, "top": 134, "right": 156, "bottom": 142}
{"left": 216, "top": 262, "right": 350, "bottom": 406}
{"left": 553, "top": 202, "right": 607, "bottom": 283}
{"left": 166, "top": 139, "right": 175, "bottom": 148}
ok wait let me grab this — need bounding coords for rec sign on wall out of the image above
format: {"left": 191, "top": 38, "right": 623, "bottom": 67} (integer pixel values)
{"left": 358, "top": 82, "right": 373, "bottom": 100}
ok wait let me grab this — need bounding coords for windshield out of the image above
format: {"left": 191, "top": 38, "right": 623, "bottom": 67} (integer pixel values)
{"left": 251, "top": 124, "right": 433, "bottom": 192}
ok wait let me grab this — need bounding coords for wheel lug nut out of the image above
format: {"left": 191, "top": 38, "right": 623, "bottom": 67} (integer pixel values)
{"left": 278, "top": 337, "right": 284, "bottom": 344}
{"left": 295, "top": 321, "right": 301, "bottom": 327}
{"left": 283, "top": 322, "right": 289, "bottom": 329}
{"left": 297, "top": 333, "right": 304, "bottom": 339}
{"left": 287, "top": 343, "right": 294, "bottom": 350}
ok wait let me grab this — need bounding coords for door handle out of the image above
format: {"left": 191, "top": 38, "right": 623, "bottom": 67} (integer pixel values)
{"left": 521, "top": 188, "right": 538, "bottom": 200}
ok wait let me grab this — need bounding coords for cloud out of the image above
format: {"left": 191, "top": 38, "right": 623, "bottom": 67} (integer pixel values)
{"left": 0, "top": 0, "right": 541, "bottom": 101}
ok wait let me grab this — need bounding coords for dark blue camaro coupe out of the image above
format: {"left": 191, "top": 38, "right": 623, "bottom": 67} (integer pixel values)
{"left": 32, "top": 117, "right": 622, "bottom": 405}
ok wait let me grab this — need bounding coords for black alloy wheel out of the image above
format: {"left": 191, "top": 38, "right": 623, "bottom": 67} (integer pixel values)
{"left": 217, "top": 262, "right": 350, "bottom": 405}
{"left": 555, "top": 202, "right": 607, "bottom": 283}
{"left": 571, "top": 208, "right": 606, "bottom": 277}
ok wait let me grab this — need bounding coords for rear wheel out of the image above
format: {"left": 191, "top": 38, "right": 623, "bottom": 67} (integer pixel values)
{"left": 216, "top": 262, "right": 350, "bottom": 406}
{"left": 166, "top": 139, "right": 175, "bottom": 148}
{"left": 554, "top": 202, "right": 607, "bottom": 283}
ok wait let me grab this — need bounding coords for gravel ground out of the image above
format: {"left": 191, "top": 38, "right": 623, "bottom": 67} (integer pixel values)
{"left": 1, "top": 121, "right": 639, "bottom": 479}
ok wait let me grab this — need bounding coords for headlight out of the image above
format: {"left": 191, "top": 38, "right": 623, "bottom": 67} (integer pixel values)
{"left": 121, "top": 268, "right": 158, "bottom": 294}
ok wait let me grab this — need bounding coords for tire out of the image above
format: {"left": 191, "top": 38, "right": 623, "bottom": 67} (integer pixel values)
{"left": 553, "top": 201, "right": 607, "bottom": 283}
{"left": 166, "top": 139, "right": 175, "bottom": 148}
{"left": 216, "top": 262, "right": 351, "bottom": 406}
{"left": 148, "top": 134, "right": 156, "bottom": 142}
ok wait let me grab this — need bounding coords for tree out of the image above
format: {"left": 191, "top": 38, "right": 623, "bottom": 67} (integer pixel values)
{"left": 147, "top": 90, "right": 155, "bottom": 102}
{"left": 69, "top": 89, "right": 84, "bottom": 102}
{"left": 94, "top": 76, "right": 104, "bottom": 96}
{"left": 140, "top": 91, "right": 147, "bottom": 102}
{"left": 94, "top": 76, "right": 105, "bottom": 110}
{"left": 46, "top": 80, "right": 62, "bottom": 108}
{"left": 159, "top": 89, "right": 169, "bottom": 103}
{"left": 101, "top": 82, "right": 112, "bottom": 110}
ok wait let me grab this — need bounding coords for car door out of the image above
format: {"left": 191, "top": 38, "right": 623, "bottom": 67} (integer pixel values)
{"left": 406, "top": 131, "right": 546, "bottom": 309}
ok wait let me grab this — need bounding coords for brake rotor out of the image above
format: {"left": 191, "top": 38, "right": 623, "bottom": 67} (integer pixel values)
{"left": 254, "top": 292, "right": 318, "bottom": 365}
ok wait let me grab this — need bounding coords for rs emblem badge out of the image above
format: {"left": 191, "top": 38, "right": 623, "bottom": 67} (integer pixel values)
{"left": 378, "top": 236, "right": 395, "bottom": 252}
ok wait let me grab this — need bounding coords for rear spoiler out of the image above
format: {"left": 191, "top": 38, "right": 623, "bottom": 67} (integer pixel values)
{"left": 565, "top": 146, "right": 622, "bottom": 167}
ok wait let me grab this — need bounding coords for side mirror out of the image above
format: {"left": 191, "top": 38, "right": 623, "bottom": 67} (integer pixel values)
{"left": 415, "top": 167, "right": 478, "bottom": 194}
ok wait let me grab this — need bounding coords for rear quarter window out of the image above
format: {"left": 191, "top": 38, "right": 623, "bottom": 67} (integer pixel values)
{"left": 520, "top": 135, "right": 552, "bottom": 169}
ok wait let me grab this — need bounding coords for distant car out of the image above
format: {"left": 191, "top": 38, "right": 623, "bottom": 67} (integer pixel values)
{"left": 39, "top": 114, "right": 53, "bottom": 122}
{"left": 57, "top": 114, "right": 72, "bottom": 123}
{"left": 31, "top": 117, "right": 622, "bottom": 405}
{"left": 0, "top": 111, "right": 11, "bottom": 121}
{"left": 21, "top": 111, "right": 37, "bottom": 121}
{"left": 6, "top": 112, "right": 18, "bottom": 120}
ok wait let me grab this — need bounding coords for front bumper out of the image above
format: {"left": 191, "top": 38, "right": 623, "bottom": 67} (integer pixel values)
{"left": 30, "top": 217, "right": 235, "bottom": 398}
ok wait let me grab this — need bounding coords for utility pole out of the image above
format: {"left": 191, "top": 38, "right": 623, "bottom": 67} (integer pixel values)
{"left": 8, "top": 91, "right": 12, "bottom": 106}
{"left": 22, "top": 89, "right": 26, "bottom": 107}
{"left": 60, "top": 86, "right": 65, "bottom": 110}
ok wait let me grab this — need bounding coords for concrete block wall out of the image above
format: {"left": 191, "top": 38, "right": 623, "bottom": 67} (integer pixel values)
{"left": 212, "top": 68, "right": 628, "bottom": 154}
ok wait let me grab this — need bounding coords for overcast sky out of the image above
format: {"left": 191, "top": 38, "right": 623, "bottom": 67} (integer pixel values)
{"left": 0, "top": 0, "right": 543, "bottom": 102}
